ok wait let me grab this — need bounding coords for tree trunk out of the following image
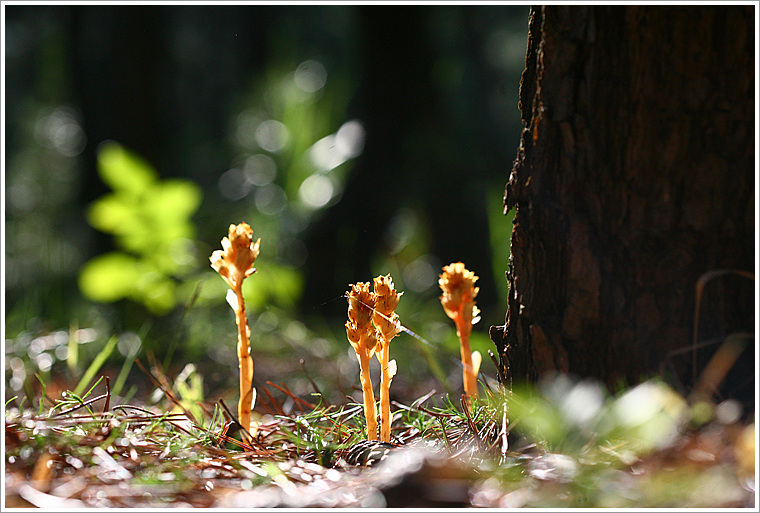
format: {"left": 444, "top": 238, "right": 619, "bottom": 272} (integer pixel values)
{"left": 490, "top": 6, "right": 755, "bottom": 400}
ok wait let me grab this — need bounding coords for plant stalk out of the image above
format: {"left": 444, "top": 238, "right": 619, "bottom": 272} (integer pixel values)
{"left": 234, "top": 284, "right": 254, "bottom": 440}
{"left": 456, "top": 314, "right": 477, "bottom": 399}
{"left": 379, "top": 344, "right": 391, "bottom": 442}
{"left": 357, "top": 346, "right": 378, "bottom": 441}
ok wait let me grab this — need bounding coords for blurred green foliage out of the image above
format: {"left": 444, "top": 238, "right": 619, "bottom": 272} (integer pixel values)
{"left": 467, "top": 374, "right": 749, "bottom": 507}
{"left": 508, "top": 374, "right": 689, "bottom": 457}
{"left": 79, "top": 142, "right": 202, "bottom": 314}
{"left": 5, "top": 5, "right": 526, "bottom": 407}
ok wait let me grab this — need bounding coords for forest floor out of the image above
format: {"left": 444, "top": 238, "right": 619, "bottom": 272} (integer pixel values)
{"left": 4, "top": 365, "right": 756, "bottom": 509}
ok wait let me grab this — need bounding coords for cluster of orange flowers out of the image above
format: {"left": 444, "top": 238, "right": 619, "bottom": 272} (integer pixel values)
{"left": 212, "top": 222, "right": 482, "bottom": 444}
{"left": 346, "top": 275, "right": 402, "bottom": 442}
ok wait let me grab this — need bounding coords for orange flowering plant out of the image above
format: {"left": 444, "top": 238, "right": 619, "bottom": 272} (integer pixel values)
{"left": 345, "top": 282, "right": 380, "bottom": 440}
{"left": 210, "top": 222, "right": 261, "bottom": 440}
{"left": 345, "top": 274, "right": 403, "bottom": 442}
{"left": 372, "top": 274, "right": 403, "bottom": 442}
{"left": 439, "top": 262, "right": 482, "bottom": 400}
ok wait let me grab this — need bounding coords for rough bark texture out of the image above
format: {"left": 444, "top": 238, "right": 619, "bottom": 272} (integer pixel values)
{"left": 490, "top": 6, "right": 755, "bottom": 397}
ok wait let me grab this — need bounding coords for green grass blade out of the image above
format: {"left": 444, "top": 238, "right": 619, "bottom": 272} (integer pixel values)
{"left": 67, "top": 321, "right": 80, "bottom": 376}
{"left": 34, "top": 373, "right": 47, "bottom": 416}
{"left": 112, "top": 344, "right": 140, "bottom": 398}
{"left": 120, "top": 385, "right": 138, "bottom": 405}
{"left": 83, "top": 375, "right": 105, "bottom": 400}
{"left": 74, "top": 335, "right": 118, "bottom": 396}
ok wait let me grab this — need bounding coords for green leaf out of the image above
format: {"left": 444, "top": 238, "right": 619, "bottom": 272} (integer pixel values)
{"left": 78, "top": 252, "right": 142, "bottom": 303}
{"left": 144, "top": 179, "right": 203, "bottom": 222}
{"left": 117, "top": 226, "right": 163, "bottom": 256}
{"left": 97, "top": 141, "right": 157, "bottom": 195}
{"left": 133, "top": 271, "right": 177, "bottom": 315}
{"left": 86, "top": 193, "right": 137, "bottom": 234}
{"left": 83, "top": 141, "right": 203, "bottom": 314}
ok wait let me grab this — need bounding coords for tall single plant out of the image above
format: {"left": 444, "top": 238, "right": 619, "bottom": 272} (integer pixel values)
{"left": 210, "top": 222, "right": 261, "bottom": 440}
{"left": 439, "top": 262, "right": 481, "bottom": 400}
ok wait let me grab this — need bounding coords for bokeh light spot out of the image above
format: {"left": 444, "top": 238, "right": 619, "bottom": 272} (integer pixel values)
{"left": 335, "top": 120, "right": 365, "bottom": 158}
{"left": 560, "top": 381, "right": 605, "bottom": 428}
{"left": 403, "top": 255, "right": 439, "bottom": 293}
{"left": 385, "top": 208, "right": 420, "bottom": 254}
{"left": 254, "top": 183, "right": 287, "bottom": 216}
{"left": 219, "top": 168, "right": 251, "bottom": 200}
{"left": 36, "top": 353, "right": 53, "bottom": 372}
{"left": 256, "top": 120, "right": 291, "bottom": 153}
{"left": 484, "top": 28, "right": 527, "bottom": 71}
{"left": 298, "top": 174, "right": 334, "bottom": 209}
{"left": 308, "top": 120, "right": 365, "bottom": 173}
{"left": 294, "top": 59, "right": 327, "bottom": 93}
{"left": 8, "top": 177, "right": 41, "bottom": 214}
{"left": 34, "top": 106, "right": 87, "bottom": 157}
{"left": 54, "top": 345, "right": 69, "bottom": 361}
{"left": 286, "top": 320, "right": 307, "bottom": 341}
{"left": 243, "top": 154, "right": 277, "bottom": 186}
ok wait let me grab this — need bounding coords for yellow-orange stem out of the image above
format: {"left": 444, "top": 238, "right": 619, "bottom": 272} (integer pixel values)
{"left": 235, "top": 285, "right": 255, "bottom": 441}
{"left": 456, "top": 314, "right": 477, "bottom": 399}
{"left": 357, "top": 348, "right": 378, "bottom": 441}
{"left": 379, "top": 345, "right": 391, "bottom": 442}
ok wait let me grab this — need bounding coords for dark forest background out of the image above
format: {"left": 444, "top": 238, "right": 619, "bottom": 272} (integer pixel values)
{"left": 4, "top": 5, "right": 530, "bottom": 404}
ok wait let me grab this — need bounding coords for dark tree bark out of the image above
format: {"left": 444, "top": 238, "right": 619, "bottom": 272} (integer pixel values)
{"left": 490, "top": 6, "right": 755, "bottom": 400}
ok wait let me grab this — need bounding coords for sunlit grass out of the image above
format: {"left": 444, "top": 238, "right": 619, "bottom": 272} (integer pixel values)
{"left": 5, "top": 363, "right": 754, "bottom": 508}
